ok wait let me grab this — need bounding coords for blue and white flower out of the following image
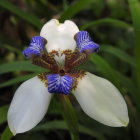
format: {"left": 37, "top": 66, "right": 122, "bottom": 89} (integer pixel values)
{"left": 8, "top": 19, "right": 129, "bottom": 135}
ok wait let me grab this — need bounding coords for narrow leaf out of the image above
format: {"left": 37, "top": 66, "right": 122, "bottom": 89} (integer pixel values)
{"left": 90, "top": 54, "right": 140, "bottom": 111}
{"left": 0, "top": 105, "right": 9, "bottom": 124}
{"left": 0, "top": 0, "right": 42, "bottom": 29}
{"left": 128, "top": 0, "right": 140, "bottom": 88}
{"left": 80, "top": 18, "right": 132, "bottom": 30}
{"left": 90, "top": 54, "right": 136, "bottom": 93}
{"left": 90, "top": 54, "right": 121, "bottom": 88}
{"left": 0, "top": 61, "right": 46, "bottom": 74}
{"left": 101, "top": 45, "right": 135, "bottom": 67}
{"left": 34, "top": 120, "right": 106, "bottom": 140}
{"left": 1, "top": 127, "right": 13, "bottom": 140}
{"left": 2, "top": 44, "right": 21, "bottom": 54}
{"left": 59, "top": 0, "right": 93, "bottom": 22}
{"left": 0, "top": 73, "right": 37, "bottom": 88}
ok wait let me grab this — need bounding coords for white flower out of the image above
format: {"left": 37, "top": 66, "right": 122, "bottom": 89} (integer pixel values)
{"left": 8, "top": 19, "right": 129, "bottom": 135}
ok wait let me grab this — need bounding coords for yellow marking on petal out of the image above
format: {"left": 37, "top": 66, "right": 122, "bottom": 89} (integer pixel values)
{"left": 38, "top": 73, "right": 48, "bottom": 87}
{"left": 52, "top": 19, "right": 59, "bottom": 25}
{"left": 121, "top": 119, "right": 129, "bottom": 127}
{"left": 68, "top": 70, "right": 86, "bottom": 89}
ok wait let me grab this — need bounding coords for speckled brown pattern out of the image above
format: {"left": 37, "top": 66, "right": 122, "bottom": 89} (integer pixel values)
{"left": 35, "top": 49, "right": 88, "bottom": 91}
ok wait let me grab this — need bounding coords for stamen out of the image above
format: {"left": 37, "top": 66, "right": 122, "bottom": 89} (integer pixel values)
{"left": 69, "top": 52, "right": 88, "bottom": 69}
{"left": 63, "top": 49, "right": 88, "bottom": 71}
{"left": 32, "top": 52, "right": 59, "bottom": 73}
{"left": 54, "top": 50, "right": 65, "bottom": 68}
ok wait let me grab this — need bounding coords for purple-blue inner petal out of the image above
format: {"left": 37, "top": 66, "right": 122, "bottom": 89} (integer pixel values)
{"left": 23, "top": 36, "right": 44, "bottom": 58}
{"left": 47, "top": 74, "right": 74, "bottom": 94}
{"left": 75, "top": 31, "right": 100, "bottom": 53}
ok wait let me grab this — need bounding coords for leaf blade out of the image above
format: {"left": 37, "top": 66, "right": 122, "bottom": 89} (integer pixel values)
{"left": 80, "top": 18, "right": 132, "bottom": 30}
{"left": 1, "top": 127, "right": 13, "bottom": 140}
{"left": 0, "top": 0, "right": 42, "bottom": 29}
{"left": 101, "top": 45, "right": 135, "bottom": 67}
{"left": 0, "top": 74, "right": 37, "bottom": 88}
{"left": 59, "top": 0, "right": 93, "bottom": 22}
{"left": 0, "top": 105, "right": 9, "bottom": 125}
{"left": 33, "top": 120, "right": 106, "bottom": 140}
{"left": 90, "top": 54, "right": 140, "bottom": 111}
{"left": 128, "top": 0, "right": 140, "bottom": 88}
{"left": 0, "top": 61, "right": 46, "bottom": 74}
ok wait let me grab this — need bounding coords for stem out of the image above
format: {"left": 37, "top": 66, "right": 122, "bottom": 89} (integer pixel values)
{"left": 60, "top": 95, "right": 80, "bottom": 140}
{"left": 70, "top": 132, "right": 79, "bottom": 140}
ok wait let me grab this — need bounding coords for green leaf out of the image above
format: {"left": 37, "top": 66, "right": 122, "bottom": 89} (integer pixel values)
{"left": 63, "top": 0, "right": 69, "bottom": 10}
{"left": 1, "top": 127, "right": 13, "bottom": 140}
{"left": 101, "top": 45, "right": 135, "bottom": 67}
{"left": 0, "top": 105, "right": 9, "bottom": 125}
{"left": 33, "top": 120, "right": 106, "bottom": 140}
{"left": 2, "top": 44, "right": 21, "bottom": 54}
{"left": 59, "top": 0, "right": 93, "bottom": 22}
{"left": 90, "top": 54, "right": 121, "bottom": 89}
{"left": 90, "top": 54, "right": 136, "bottom": 93}
{"left": 0, "top": 0, "right": 42, "bottom": 29}
{"left": 128, "top": 0, "right": 140, "bottom": 88}
{"left": 80, "top": 18, "right": 132, "bottom": 30}
{"left": 90, "top": 54, "right": 140, "bottom": 111}
{"left": 79, "top": 125, "right": 106, "bottom": 140}
{"left": 0, "top": 61, "right": 46, "bottom": 74}
{"left": 0, "top": 73, "right": 37, "bottom": 88}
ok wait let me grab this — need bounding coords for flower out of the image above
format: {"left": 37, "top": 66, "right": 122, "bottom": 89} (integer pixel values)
{"left": 8, "top": 19, "right": 129, "bottom": 135}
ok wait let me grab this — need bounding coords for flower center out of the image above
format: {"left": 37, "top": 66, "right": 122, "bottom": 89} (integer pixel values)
{"left": 54, "top": 50, "right": 65, "bottom": 69}
{"left": 35, "top": 49, "right": 87, "bottom": 94}
{"left": 59, "top": 69, "right": 65, "bottom": 76}
{"left": 23, "top": 31, "right": 100, "bottom": 94}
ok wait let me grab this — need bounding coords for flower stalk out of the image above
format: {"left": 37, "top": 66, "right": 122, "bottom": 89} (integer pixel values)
{"left": 60, "top": 95, "right": 79, "bottom": 140}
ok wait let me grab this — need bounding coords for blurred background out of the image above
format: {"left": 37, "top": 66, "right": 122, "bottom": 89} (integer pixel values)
{"left": 0, "top": 0, "right": 140, "bottom": 139}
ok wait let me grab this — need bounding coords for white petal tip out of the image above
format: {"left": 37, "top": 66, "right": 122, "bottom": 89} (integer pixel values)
{"left": 12, "top": 132, "right": 17, "bottom": 136}
{"left": 9, "top": 129, "right": 17, "bottom": 136}
{"left": 49, "top": 19, "right": 59, "bottom": 25}
{"left": 112, "top": 118, "right": 129, "bottom": 127}
{"left": 121, "top": 119, "right": 129, "bottom": 127}
{"left": 109, "top": 115, "right": 129, "bottom": 127}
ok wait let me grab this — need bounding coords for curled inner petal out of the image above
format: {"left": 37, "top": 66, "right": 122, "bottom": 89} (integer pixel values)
{"left": 23, "top": 36, "right": 45, "bottom": 58}
{"left": 75, "top": 31, "right": 100, "bottom": 53}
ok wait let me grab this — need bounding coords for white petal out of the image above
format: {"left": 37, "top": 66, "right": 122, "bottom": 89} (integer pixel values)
{"left": 40, "top": 19, "right": 79, "bottom": 52}
{"left": 73, "top": 72, "right": 129, "bottom": 127}
{"left": 8, "top": 76, "right": 52, "bottom": 135}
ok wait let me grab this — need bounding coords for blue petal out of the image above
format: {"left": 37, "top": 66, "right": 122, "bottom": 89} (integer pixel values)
{"left": 23, "top": 36, "right": 44, "bottom": 58}
{"left": 47, "top": 74, "right": 74, "bottom": 95}
{"left": 75, "top": 31, "right": 100, "bottom": 53}
{"left": 23, "top": 48, "right": 41, "bottom": 58}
